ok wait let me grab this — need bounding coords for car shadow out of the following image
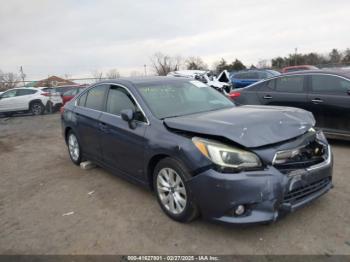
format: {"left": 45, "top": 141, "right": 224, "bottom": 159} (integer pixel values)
{"left": 328, "top": 138, "right": 350, "bottom": 148}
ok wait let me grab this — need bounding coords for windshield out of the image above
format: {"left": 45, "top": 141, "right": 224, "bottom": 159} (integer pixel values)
{"left": 137, "top": 80, "right": 234, "bottom": 119}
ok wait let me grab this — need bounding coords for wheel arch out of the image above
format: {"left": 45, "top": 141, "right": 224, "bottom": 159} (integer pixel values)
{"left": 29, "top": 99, "right": 45, "bottom": 107}
{"left": 147, "top": 154, "right": 171, "bottom": 191}
{"left": 64, "top": 126, "right": 73, "bottom": 144}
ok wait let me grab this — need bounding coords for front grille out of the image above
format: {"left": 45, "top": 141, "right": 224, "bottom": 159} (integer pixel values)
{"left": 273, "top": 140, "right": 326, "bottom": 171}
{"left": 283, "top": 178, "right": 331, "bottom": 204}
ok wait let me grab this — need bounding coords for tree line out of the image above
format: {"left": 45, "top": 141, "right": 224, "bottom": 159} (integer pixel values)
{"left": 271, "top": 48, "right": 350, "bottom": 68}
{"left": 1, "top": 48, "right": 349, "bottom": 91}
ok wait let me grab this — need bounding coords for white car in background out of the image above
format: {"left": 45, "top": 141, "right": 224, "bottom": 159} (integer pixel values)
{"left": 167, "top": 70, "right": 233, "bottom": 94}
{"left": 0, "top": 87, "right": 63, "bottom": 116}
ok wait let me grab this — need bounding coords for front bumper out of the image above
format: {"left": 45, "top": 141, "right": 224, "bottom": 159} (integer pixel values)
{"left": 188, "top": 147, "right": 333, "bottom": 225}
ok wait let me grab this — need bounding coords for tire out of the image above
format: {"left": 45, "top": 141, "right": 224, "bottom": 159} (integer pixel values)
{"left": 67, "top": 131, "right": 82, "bottom": 165}
{"left": 153, "top": 158, "right": 199, "bottom": 223}
{"left": 30, "top": 102, "right": 44, "bottom": 115}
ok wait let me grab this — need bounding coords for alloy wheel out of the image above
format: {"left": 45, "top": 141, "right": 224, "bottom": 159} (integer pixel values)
{"left": 156, "top": 168, "right": 187, "bottom": 215}
{"left": 32, "top": 104, "right": 42, "bottom": 115}
{"left": 68, "top": 134, "right": 80, "bottom": 161}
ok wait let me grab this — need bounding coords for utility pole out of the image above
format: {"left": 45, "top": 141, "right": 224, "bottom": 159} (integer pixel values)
{"left": 294, "top": 48, "right": 298, "bottom": 66}
{"left": 144, "top": 64, "right": 147, "bottom": 76}
{"left": 19, "top": 66, "right": 26, "bottom": 86}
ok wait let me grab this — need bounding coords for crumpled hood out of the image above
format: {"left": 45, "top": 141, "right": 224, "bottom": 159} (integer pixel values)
{"left": 164, "top": 105, "right": 315, "bottom": 148}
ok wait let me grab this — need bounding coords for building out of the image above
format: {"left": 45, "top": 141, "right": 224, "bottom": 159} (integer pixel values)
{"left": 26, "top": 76, "right": 78, "bottom": 88}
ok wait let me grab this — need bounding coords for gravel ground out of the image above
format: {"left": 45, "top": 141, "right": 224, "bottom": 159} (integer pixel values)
{"left": 0, "top": 114, "right": 349, "bottom": 255}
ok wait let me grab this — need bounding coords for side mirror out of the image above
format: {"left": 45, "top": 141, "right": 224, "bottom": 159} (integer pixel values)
{"left": 121, "top": 109, "right": 136, "bottom": 129}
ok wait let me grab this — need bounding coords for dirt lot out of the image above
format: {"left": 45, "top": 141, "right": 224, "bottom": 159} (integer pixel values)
{"left": 0, "top": 114, "right": 349, "bottom": 255}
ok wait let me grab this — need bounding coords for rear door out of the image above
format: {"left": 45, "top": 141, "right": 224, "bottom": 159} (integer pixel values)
{"left": 256, "top": 75, "right": 309, "bottom": 110}
{"left": 99, "top": 84, "right": 148, "bottom": 180}
{"left": 308, "top": 74, "right": 350, "bottom": 134}
{"left": 74, "top": 84, "right": 108, "bottom": 160}
{"left": 16, "top": 89, "right": 38, "bottom": 110}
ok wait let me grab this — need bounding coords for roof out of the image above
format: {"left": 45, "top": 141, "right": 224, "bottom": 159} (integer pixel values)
{"left": 283, "top": 69, "right": 350, "bottom": 79}
{"left": 96, "top": 76, "right": 190, "bottom": 86}
{"left": 282, "top": 65, "right": 318, "bottom": 69}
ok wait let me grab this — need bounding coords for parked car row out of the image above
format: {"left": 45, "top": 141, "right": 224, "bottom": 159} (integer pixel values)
{"left": 229, "top": 70, "right": 350, "bottom": 140}
{"left": 0, "top": 85, "right": 87, "bottom": 117}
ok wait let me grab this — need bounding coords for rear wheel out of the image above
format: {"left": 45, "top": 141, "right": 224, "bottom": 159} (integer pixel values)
{"left": 153, "top": 158, "right": 199, "bottom": 223}
{"left": 30, "top": 102, "right": 44, "bottom": 115}
{"left": 67, "top": 131, "right": 82, "bottom": 165}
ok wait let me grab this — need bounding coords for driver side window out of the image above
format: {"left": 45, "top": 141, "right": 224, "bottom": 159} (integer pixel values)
{"left": 106, "top": 85, "right": 146, "bottom": 122}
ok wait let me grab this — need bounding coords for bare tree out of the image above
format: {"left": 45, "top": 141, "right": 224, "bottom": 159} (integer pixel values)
{"left": 92, "top": 70, "right": 104, "bottom": 82}
{"left": 106, "top": 69, "right": 121, "bottom": 79}
{"left": 150, "top": 52, "right": 183, "bottom": 76}
{"left": 185, "top": 56, "right": 208, "bottom": 70}
{"left": 256, "top": 59, "right": 269, "bottom": 69}
{"left": 0, "top": 70, "right": 20, "bottom": 91}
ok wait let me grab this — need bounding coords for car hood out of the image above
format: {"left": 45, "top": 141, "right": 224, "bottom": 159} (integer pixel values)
{"left": 163, "top": 105, "right": 315, "bottom": 148}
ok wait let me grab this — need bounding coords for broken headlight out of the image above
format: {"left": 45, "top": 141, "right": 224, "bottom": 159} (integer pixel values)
{"left": 192, "top": 137, "right": 262, "bottom": 171}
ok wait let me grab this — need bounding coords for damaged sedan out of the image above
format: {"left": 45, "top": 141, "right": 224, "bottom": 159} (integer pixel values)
{"left": 61, "top": 77, "right": 333, "bottom": 224}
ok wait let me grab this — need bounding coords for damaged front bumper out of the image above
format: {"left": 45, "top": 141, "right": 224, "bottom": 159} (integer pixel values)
{"left": 188, "top": 146, "right": 333, "bottom": 225}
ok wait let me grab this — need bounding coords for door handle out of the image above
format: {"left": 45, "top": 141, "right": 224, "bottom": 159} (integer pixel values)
{"left": 263, "top": 95, "right": 272, "bottom": 99}
{"left": 311, "top": 98, "right": 323, "bottom": 104}
{"left": 347, "top": 90, "right": 350, "bottom": 96}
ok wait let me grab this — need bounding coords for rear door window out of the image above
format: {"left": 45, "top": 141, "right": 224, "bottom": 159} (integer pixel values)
{"left": 275, "top": 75, "right": 304, "bottom": 93}
{"left": 311, "top": 75, "right": 350, "bottom": 95}
{"left": 84, "top": 85, "right": 108, "bottom": 111}
{"left": 16, "top": 89, "right": 37, "bottom": 96}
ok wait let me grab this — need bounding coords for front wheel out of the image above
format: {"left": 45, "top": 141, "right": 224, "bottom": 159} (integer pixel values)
{"left": 30, "top": 102, "right": 44, "bottom": 115}
{"left": 153, "top": 158, "right": 199, "bottom": 223}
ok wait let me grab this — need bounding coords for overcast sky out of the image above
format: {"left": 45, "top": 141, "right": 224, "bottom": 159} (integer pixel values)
{"left": 1, "top": 0, "right": 350, "bottom": 80}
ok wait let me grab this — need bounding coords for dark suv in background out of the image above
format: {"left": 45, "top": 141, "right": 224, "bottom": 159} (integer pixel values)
{"left": 230, "top": 70, "right": 350, "bottom": 140}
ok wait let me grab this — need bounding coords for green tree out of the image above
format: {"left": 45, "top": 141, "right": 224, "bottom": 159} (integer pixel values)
{"left": 342, "top": 49, "right": 350, "bottom": 63}
{"left": 228, "top": 59, "right": 246, "bottom": 71}
{"left": 329, "top": 49, "right": 342, "bottom": 64}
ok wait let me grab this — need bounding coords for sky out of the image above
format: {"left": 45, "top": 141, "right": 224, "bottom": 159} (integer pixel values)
{"left": 0, "top": 0, "right": 350, "bottom": 80}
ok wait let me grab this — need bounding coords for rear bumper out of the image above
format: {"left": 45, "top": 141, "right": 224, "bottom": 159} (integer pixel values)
{"left": 188, "top": 150, "right": 333, "bottom": 225}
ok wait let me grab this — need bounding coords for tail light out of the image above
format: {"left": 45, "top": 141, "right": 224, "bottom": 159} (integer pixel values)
{"left": 228, "top": 92, "right": 241, "bottom": 99}
{"left": 41, "top": 92, "right": 50, "bottom": 97}
{"left": 60, "top": 106, "right": 65, "bottom": 115}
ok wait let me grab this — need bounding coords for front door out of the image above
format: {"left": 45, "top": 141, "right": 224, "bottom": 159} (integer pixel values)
{"left": 99, "top": 84, "right": 148, "bottom": 181}
{"left": 0, "top": 90, "right": 19, "bottom": 112}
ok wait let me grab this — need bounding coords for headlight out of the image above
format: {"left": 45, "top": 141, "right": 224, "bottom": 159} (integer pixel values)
{"left": 192, "top": 137, "right": 262, "bottom": 171}
{"left": 316, "top": 130, "right": 327, "bottom": 142}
